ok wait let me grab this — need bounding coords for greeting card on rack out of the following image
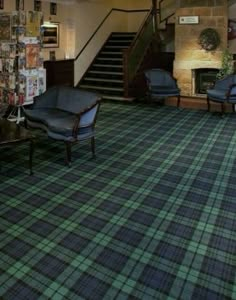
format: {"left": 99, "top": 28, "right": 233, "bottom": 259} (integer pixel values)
{"left": 12, "top": 11, "right": 18, "bottom": 26}
{"left": 18, "top": 73, "right": 25, "bottom": 94}
{"left": 26, "top": 11, "right": 42, "bottom": 37}
{"left": 9, "top": 74, "right": 16, "bottom": 89}
{"left": 17, "top": 26, "right": 26, "bottom": 41}
{"left": 0, "top": 74, "right": 5, "bottom": 87}
{"left": 18, "top": 54, "right": 26, "bottom": 70}
{"left": 38, "top": 68, "right": 46, "bottom": 94}
{"left": 19, "top": 10, "right": 26, "bottom": 25}
{"left": 25, "top": 43, "right": 39, "bottom": 68}
{"left": 26, "top": 75, "right": 38, "bottom": 100}
{"left": 0, "top": 14, "right": 11, "bottom": 41}
{"left": 9, "top": 44, "right": 16, "bottom": 58}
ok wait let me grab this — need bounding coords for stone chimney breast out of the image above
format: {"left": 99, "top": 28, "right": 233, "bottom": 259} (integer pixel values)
{"left": 174, "top": 0, "right": 228, "bottom": 97}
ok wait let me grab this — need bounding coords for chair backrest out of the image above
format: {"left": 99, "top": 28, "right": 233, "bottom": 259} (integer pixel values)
{"left": 214, "top": 74, "right": 236, "bottom": 90}
{"left": 33, "top": 86, "right": 101, "bottom": 113}
{"left": 144, "top": 68, "right": 177, "bottom": 88}
{"left": 56, "top": 87, "right": 100, "bottom": 113}
{"left": 33, "top": 86, "right": 59, "bottom": 108}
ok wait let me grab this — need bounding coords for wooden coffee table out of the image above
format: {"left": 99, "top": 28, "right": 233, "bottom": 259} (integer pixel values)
{"left": 0, "top": 119, "right": 34, "bottom": 174}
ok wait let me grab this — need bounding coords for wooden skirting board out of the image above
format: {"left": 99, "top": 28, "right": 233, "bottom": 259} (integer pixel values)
{"left": 166, "top": 96, "right": 235, "bottom": 112}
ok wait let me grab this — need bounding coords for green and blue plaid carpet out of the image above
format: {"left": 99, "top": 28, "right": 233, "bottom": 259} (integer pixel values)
{"left": 1, "top": 102, "right": 236, "bottom": 300}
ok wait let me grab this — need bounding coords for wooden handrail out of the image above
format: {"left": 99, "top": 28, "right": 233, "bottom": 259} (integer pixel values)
{"left": 159, "top": 0, "right": 179, "bottom": 23}
{"left": 125, "top": 8, "right": 153, "bottom": 55}
{"left": 123, "top": 8, "right": 155, "bottom": 96}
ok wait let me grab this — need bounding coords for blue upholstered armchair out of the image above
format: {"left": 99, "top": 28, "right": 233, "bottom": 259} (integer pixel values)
{"left": 207, "top": 74, "right": 236, "bottom": 114}
{"left": 24, "top": 86, "right": 101, "bottom": 164}
{"left": 144, "top": 68, "right": 181, "bottom": 107}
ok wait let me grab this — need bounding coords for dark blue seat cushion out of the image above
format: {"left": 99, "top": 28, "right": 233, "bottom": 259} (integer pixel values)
{"left": 24, "top": 108, "right": 93, "bottom": 138}
{"left": 150, "top": 86, "right": 180, "bottom": 96}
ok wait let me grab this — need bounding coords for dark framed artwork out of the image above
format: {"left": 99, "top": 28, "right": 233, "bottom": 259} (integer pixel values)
{"left": 50, "top": 2, "right": 57, "bottom": 15}
{"left": 42, "top": 23, "right": 59, "bottom": 48}
{"left": 16, "top": 0, "right": 24, "bottom": 10}
{"left": 34, "top": 0, "right": 42, "bottom": 12}
{"left": 0, "top": 0, "right": 4, "bottom": 10}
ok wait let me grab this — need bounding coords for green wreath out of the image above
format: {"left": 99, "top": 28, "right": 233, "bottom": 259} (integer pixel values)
{"left": 199, "top": 28, "right": 221, "bottom": 51}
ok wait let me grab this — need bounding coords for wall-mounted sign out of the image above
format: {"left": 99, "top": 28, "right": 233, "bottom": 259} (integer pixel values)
{"left": 179, "top": 16, "right": 199, "bottom": 24}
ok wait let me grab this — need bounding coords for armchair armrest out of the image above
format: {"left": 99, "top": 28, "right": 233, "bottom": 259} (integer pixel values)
{"left": 72, "top": 100, "right": 101, "bottom": 137}
{"left": 226, "top": 83, "right": 236, "bottom": 98}
{"left": 213, "top": 75, "right": 235, "bottom": 90}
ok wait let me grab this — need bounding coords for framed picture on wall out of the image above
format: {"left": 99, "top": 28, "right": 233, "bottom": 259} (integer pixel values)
{"left": 50, "top": 2, "right": 57, "bottom": 15}
{"left": 16, "top": 0, "right": 24, "bottom": 10}
{"left": 42, "top": 23, "right": 59, "bottom": 48}
{"left": 0, "top": 0, "right": 4, "bottom": 10}
{"left": 34, "top": 0, "right": 42, "bottom": 12}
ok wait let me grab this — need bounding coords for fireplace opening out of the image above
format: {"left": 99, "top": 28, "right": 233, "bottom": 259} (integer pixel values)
{"left": 194, "top": 68, "right": 219, "bottom": 95}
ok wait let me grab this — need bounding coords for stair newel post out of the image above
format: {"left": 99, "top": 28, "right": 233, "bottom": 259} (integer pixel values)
{"left": 152, "top": 0, "right": 162, "bottom": 52}
{"left": 123, "top": 48, "right": 129, "bottom": 98}
{"left": 152, "top": 0, "right": 158, "bottom": 35}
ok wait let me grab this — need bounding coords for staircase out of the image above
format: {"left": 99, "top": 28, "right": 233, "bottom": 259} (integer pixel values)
{"left": 79, "top": 32, "right": 136, "bottom": 101}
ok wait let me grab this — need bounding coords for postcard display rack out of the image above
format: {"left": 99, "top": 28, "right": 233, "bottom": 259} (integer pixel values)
{"left": 0, "top": 11, "right": 46, "bottom": 123}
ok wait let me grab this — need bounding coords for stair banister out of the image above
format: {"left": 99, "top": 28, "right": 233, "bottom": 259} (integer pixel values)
{"left": 123, "top": 8, "right": 155, "bottom": 97}
{"left": 159, "top": 0, "right": 180, "bottom": 23}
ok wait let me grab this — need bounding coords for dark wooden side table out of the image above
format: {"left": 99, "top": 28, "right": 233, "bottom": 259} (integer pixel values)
{"left": 0, "top": 119, "right": 35, "bottom": 174}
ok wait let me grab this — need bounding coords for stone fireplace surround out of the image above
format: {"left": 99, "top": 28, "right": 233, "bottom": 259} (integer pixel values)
{"left": 173, "top": 0, "right": 228, "bottom": 97}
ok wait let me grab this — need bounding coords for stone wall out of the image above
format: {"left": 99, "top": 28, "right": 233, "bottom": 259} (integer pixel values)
{"left": 173, "top": 0, "right": 228, "bottom": 96}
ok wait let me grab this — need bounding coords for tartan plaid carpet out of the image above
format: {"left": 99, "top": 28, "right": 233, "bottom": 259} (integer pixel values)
{"left": 1, "top": 102, "right": 236, "bottom": 300}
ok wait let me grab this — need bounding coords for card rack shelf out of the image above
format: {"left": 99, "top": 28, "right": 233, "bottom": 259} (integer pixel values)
{"left": 0, "top": 10, "right": 46, "bottom": 123}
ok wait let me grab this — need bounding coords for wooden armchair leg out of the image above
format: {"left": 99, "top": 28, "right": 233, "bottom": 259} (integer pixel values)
{"left": 24, "top": 119, "right": 28, "bottom": 129}
{"left": 221, "top": 103, "right": 225, "bottom": 116}
{"left": 65, "top": 142, "right": 72, "bottom": 165}
{"left": 207, "top": 97, "right": 210, "bottom": 112}
{"left": 146, "top": 93, "right": 152, "bottom": 104}
{"left": 177, "top": 95, "right": 181, "bottom": 108}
